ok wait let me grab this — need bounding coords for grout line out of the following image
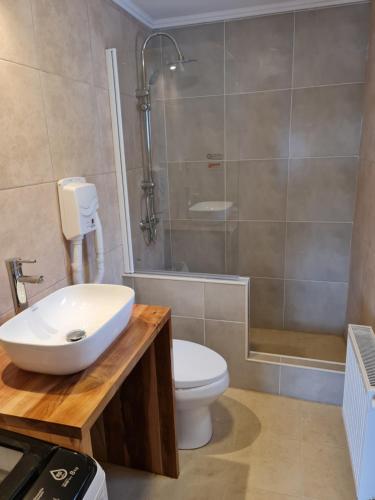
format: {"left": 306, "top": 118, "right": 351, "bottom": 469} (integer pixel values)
{"left": 165, "top": 154, "right": 359, "bottom": 164}
{"left": 154, "top": 80, "right": 365, "bottom": 102}
{"left": 251, "top": 276, "right": 349, "bottom": 284}
{"left": 223, "top": 21, "right": 228, "bottom": 274}
{"left": 0, "top": 169, "right": 118, "bottom": 193}
{"left": 283, "top": 11, "right": 296, "bottom": 329}
{"left": 160, "top": 37, "right": 174, "bottom": 270}
{"left": 165, "top": 218, "right": 354, "bottom": 224}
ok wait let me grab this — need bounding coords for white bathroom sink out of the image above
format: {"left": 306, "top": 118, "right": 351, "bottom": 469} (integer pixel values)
{"left": 0, "top": 284, "right": 135, "bottom": 375}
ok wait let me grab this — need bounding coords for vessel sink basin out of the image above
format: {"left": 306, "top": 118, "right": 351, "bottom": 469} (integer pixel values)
{"left": 0, "top": 284, "right": 135, "bottom": 375}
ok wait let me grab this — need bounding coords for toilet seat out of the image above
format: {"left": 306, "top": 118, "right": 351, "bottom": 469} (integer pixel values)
{"left": 173, "top": 340, "right": 228, "bottom": 389}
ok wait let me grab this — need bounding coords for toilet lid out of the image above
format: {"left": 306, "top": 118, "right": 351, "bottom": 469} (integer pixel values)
{"left": 173, "top": 340, "right": 228, "bottom": 389}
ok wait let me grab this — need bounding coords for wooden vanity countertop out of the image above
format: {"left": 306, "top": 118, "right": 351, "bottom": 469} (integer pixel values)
{"left": 0, "top": 304, "right": 171, "bottom": 439}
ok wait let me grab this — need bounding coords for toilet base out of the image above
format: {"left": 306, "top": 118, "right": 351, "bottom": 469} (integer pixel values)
{"left": 176, "top": 406, "right": 213, "bottom": 449}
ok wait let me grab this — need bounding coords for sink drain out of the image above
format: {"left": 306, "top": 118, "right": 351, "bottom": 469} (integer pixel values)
{"left": 66, "top": 330, "right": 86, "bottom": 342}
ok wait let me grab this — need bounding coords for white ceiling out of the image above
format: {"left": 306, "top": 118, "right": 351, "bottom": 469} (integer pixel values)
{"left": 114, "top": 0, "right": 364, "bottom": 28}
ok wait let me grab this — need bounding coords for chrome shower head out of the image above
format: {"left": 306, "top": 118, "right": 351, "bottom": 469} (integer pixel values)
{"left": 166, "top": 58, "right": 198, "bottom": 71}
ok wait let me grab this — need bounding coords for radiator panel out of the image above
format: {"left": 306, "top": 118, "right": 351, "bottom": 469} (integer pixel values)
{"left": 343, "top": 325, "right": 375, "bottom": 500}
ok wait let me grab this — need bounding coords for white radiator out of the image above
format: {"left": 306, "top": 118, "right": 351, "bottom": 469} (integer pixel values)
{"left": 343, "top": 325, "right": 375, "bottom": 500}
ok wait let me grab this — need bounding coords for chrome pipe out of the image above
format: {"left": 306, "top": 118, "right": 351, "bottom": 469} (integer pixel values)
{"left": 137, "top": 31, "right": 185, "bottom": 244}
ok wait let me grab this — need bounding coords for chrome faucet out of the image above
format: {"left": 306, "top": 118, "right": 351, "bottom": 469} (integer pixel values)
{"left": 5, "top": 258, "right": 44, "bottom": 314}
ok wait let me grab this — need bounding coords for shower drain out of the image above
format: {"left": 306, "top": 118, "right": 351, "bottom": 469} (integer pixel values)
{"left": 66, "top": 329, "right": 86, "bottom": 342}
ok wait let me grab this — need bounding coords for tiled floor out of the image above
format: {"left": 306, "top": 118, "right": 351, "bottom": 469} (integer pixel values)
{"left": 104, "top": 388, "right": 355, "bottom": 500}
{"left": 251, "top": 328, "right": 347, "bottom": 363}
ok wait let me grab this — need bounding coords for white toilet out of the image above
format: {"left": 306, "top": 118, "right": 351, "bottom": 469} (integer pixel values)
{"left": 172, "top": 340, "right": 229, "bottom": 449}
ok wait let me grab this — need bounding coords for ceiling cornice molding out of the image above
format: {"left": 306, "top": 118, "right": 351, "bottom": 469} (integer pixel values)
{"left": 114, "top": 0, "right": 366, "bottom": 29}
{"left": 113, "top": 0, "right": 153, "bottom": 27}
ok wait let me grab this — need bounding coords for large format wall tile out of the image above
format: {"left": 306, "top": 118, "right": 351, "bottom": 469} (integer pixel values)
{"left": 287, "top": 157, "right": 358, "bottom": 222}
{"left": 226, "top": 91, "right": 290, "bottom": 160}
{"left": 42, "top": 72, "right": 100, "bottom": 179}
{"left": 205, "top": 282, "right": 247, "bottom": 322}
{"left": 280, "top": 365, "right": 344, "bottom": 405}
{"left": 88, "top": 0, "right": 145, "bottom": 94}
{"left": 225, "top": 14, "right": 293, "bottom": 93}
{"left": 170, "top": 220, "right": 226, "bottom": 274}
{"left": 294, "top": 4, "right": 369, "bottom": 87}
{"left": 237, "top": 222, "right": 285, "bottom": 278}
{"left": 121, "top": 94, "right": 143, "bottom": 171}
{"left": 32, "top": 0, "right": 93, "bottom": 83}
{"left": 165, "top": 96, "right": 224, "bottom": 162}
{"left": 163, "top": 23, "right": 224, "bottom": 98}
{"left": 96, "top": 87, "right": 115, "bottom": 173}
{"left": 168, "top": 162, "right": 224, "bottom": 220}
{"left": 291, "top": 84, "right": 363, "bottom": 157}
{"left": 171, "top": 316, "right": 204, "bottom": 344}
{"left": 285, "top": 222, "right": 352, "bottom": 282}
{"left": 0, "top": 183, "right": 66, "bottom": 315}
{"left": 86, "top": 172, "right": 122, "bottom": 251}
{"left": 126, "top": 167, "right": 169, "bottom": 271}
{"left": 285, "top": 280, "right": 348, "bottom": 333}
{"left": 347, "top": 3, "right": 375, "bottom": 330}
{"left": 227, "top": 160, "right": 288, "bottom": 221}
{"left": 133, "top": 276, "right": 204, "bottom": 317}
{"left": 205, "top": 319, "right": 280, "bottom": 392}
{"left": 250, "top": 278, "right": 284, "bottom": 329}
{"left": 0, "top": 0, "right": 37, "bottom": 67}
{"left": 0, "top": 60, "right": 53, "bottom": 189}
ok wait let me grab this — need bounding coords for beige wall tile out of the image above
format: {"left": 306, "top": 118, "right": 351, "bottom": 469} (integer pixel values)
{"left": 204, "top": 282, "right": 247, "bottom": 322}
{"left": 287, "top": 157, "right": 358, "bottom": 222}
{"left": 285, "top": 222, "right": 352, "bottom": 282}
{"left": 285, "top": 280, "right": 348, "bottom": 334}
{"left": 237, "top": 222, "right": 286, "bottom": 278}
{"left": 205, "top": 319, "right": 280, "bottom": 392}
{"left": 291, "top": 84, "right": 363, "bottom": 157}
{"left": 226, "top": 91, "right": 291, "bottom": 160}
{"left": 0, "top": 183, "right": 66, "bottom": 315}
{"left": 250, "top": 278, "right": 284, "bottom": 329}
{"left": 86, "top": 172, "right": 122, "bottom": 252}
{"left": 126, "top": 167, "right": 169, "bottom": 271}
{"left": 133, "top": 276, "right": 204, "bottom": 317}
{"left": 96, "top": 87, "right": 115, "bottom": 173}
{"left": 170, "top": 220, "right": 226, "bottom": 274}
{"left": 31, "top": 0, "right": 93, "bottom": 83}
{"left": 280, "top": 365, "right": 344, "bottom": 405}
{"left": 119, "top": 11, "right": 147, "bottom": 97}
{"left": 121, "top": 94, "right": 143, "bottom": 171}
{"left": 163, "top": 23, "right": 224, "bottom": 98}
{"left": 171, "top": 316, "right": 204, "bottom": 344}
{"left": 88, "top": 0, "right": 146, "bottom": 93}
{"left": 0, "top": 0, "right": 37, "bottom": 67}
{"left": 0, "top": 60, "right": 53, "bottom": 190}
{"left": 347, "top": 3, "right": 375, "bottom": 330}
{"left": 103, "top": 245, "right": 124, "bottom": 284}
{"left": 294, "top": 4, "right": 369, "bottom": 87}
{"left": 150, "top": 99, "right": 166, "bottom": 164}
{"left": 168, "top": 162, "right": 224, "bottom": 220}
{"left": 41, "top": 72, "right": 100, "bottom": 179}
{"left": 165, "top": 96, "right": 224, "bottom": 162}
{"left": 227, "top": 160, "right": 288, "bottom": 221}
{"left": 226, "top": 14, "right": 293, "bottom": 93}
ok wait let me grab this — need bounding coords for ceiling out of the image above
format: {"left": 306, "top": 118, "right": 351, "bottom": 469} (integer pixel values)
{"left": 114, "top": 0, "right": 364, "bottom": 28}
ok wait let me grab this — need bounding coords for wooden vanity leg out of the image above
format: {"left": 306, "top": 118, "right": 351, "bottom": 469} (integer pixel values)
{"left": 101, "top": 319, "right": 179, "bottom": 478}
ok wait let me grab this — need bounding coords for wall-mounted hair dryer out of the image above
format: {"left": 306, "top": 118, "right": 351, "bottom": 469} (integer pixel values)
{"left": 57, "top": 177, "right": 104, "bottom": 284}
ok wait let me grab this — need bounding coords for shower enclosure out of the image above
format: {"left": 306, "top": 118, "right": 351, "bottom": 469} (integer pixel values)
{"left": 112, "top": 5, "right": 368, "bottom": 369}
